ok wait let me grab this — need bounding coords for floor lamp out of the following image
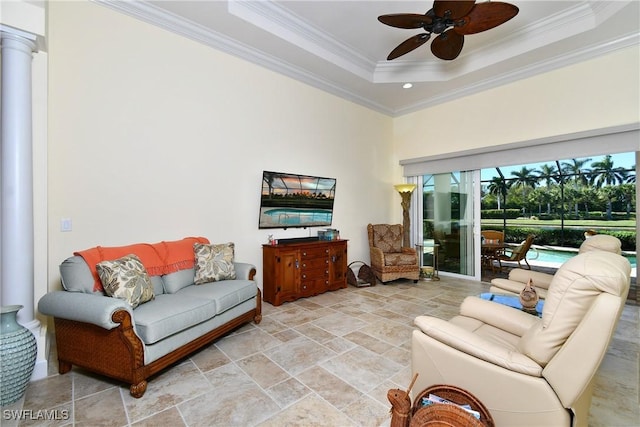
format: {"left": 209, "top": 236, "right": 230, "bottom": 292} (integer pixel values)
{"left": 394, "top": 183, "right": 416, "bottom": 248}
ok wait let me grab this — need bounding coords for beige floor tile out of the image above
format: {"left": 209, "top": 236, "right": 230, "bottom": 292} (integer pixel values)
{"left": 190, "top": 343, "right": 232, "bottom": 373}
{"left": 215, "top": 327, "right": 281, "bottom": 360}
{"left": 257, "top": 394, "right": 357, "bottom": 427}
{"left": 342, "top": 393, "right": 391, "bottom": 427}
{"left": 123, "top": 361, "right": 212, "bottom": 423}
{"left": 263, "top": 336, "right": 335, "bottom": 375}
{"left": 236, "top": 353, "right": 290, "bottom": 388}
{"left": 184, "top": 364, "right": 280, "bottom": 426}
{"left": 297, "top": 366, "right": 362, "bottom": 410}
{"left": 22, "top": 374, "right": 72, "bottom": 412}
{"left": 343, "top": 330, "right": 395, "bottom": 354}
{"left": 265, "top": 377, "right": 311, "bottom": 409}
{"left": 131, "top": 407, "right": 186, "bottom": 427}
{"left": 357, "top": 319, "right": 413, "bottom": 347}
{"left": 313, "top": 312, "right": 369, "bottom": 336}
{"left": 9, "top": 277, "right": 638, "bottom": 427}
{"left": 321, "top": 346, "right": 403, "bottom": 393}
{"left": 294, "top": 323, "right": 338, "bottom": 344}
{"left": 75, "top": 387, "right": 127, "bottom": 427}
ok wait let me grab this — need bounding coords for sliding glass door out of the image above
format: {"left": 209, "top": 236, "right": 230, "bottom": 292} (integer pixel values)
{"left": 421, "top": 171, "right": 477, "bottom": 277}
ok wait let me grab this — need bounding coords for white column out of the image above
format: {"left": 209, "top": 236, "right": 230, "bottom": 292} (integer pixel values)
{"left": 1, "top": 32, "right": 39, "bottom": 331}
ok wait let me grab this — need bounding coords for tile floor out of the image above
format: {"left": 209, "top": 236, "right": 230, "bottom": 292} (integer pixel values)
{"left": 3, "top": 277, "right": 639, "bottom": 426}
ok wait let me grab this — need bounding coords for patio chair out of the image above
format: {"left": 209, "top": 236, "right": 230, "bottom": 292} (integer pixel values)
{"left": 481, "top": 230, "right": 505, "bottom": 272}
{"left": 496, "top": 234, "right": 535, "bottom": 270}
{"left": 481, "top": 230, "right": 504, "bottom": 244}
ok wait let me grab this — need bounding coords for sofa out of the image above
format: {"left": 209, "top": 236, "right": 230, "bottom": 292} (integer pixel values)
{"left": 38, "top": 237, "right": 262, "bottom": 398}
{"left": 490, "top": 234, "right": 622, "bottom": 299}
{"left": 412, "top": 248, "right": 631, "bottom": 426}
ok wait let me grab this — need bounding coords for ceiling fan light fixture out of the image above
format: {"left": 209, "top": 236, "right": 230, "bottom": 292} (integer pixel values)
{"left": 378, "top": 0, "right": 519, "bottom": 60}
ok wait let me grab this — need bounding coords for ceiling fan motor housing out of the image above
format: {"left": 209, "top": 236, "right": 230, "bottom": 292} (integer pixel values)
{"left": 425, "top": 9, "right": 454, "bottom": 34}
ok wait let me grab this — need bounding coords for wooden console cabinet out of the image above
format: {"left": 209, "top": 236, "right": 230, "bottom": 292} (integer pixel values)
{"left": 262, "top": 239, "right": 348, "bottom": 306}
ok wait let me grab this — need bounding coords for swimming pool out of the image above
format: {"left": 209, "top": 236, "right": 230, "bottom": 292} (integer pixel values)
{"left": 529, "top": 247, "right": 637, "bottom": 268}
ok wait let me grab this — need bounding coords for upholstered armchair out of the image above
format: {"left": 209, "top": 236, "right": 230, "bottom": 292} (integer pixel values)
{"left": 490, "top": 234, "right": 623, "bottom": 299}
{"left": 367, "top": 224, "right": 420, "bottom": 283}
{"left": 411, "top": 248, "right": 630, "bottom": 426}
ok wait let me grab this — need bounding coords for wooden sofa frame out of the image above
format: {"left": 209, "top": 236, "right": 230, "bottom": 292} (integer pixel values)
{"left": 52, "top": 271, "right": 262, "bottom": 398}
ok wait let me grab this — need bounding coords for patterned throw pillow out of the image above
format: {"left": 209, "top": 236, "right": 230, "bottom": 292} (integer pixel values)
{"left": 96, "top": 254, "right": 155, "bottom": 308}
{"left": 194, "top": 242, "right": 236, "bottom": 284}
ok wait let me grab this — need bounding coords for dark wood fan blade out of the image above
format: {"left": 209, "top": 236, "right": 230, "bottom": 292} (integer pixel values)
{"left": 431, "top": 29, "right": 464, "bottom": 60}
{"left": 433, "top": 0, "right": 475, "bottom": 19}
{"left": 387, "top": 33, "right": 431, "bottom": 60}
{"left": 378, "top": 14, "right": 432, "bottom": 29}
{"left": 454, "top": 2, "right": 519, "bottom": 35}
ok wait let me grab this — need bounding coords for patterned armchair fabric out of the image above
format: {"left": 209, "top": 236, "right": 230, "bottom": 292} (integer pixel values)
{"left": 367, "top": 224, "right": 420, "bottom": 283}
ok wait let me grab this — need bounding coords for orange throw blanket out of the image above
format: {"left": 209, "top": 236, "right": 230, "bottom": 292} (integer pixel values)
{"left": 75, "top": 237, "right": 210, "bottom": 292}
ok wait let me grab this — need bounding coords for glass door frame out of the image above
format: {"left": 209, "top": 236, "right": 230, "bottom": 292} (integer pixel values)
{"left": 412, "top": 170, "right": 482, "bottom": 281}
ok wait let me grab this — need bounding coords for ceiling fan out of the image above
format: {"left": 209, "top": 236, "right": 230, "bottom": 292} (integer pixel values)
{"left": 378, "top": 1, "right": 519, "bottom": 61}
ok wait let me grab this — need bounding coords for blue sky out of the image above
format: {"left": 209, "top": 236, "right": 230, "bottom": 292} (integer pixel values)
{"left": 481, "top": 152, "right": 636, "bottom": 181}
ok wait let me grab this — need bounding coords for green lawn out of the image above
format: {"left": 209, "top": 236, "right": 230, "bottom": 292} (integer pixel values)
{"left": 482, "top": 219, "right": 636, "bottom": 230}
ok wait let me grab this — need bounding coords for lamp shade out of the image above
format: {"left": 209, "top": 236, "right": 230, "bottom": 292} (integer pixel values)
{"left": 394, "top": 184, "right": 416, "bottom": 193}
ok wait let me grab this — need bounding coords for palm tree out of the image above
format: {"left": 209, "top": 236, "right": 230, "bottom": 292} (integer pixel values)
{"left": 536, "top": 163, "right": 560, "bottom": 214}
{"left": 487, "top": 176, "right": 508, "bottom": 210}
{"left": 621, "top": 165, "right": 636, "bottom": 183}
{"left": 590, "top": 155, "right": 626, "bottom": 220}
{"left": 561, "top": 158, "right": 592, "bottom": 217}
{"left": 561, "top": 158, "right": 592, "bottom": 186}
{"left": 618, "top": 183, "right": 636, "bottom": 218}
{"left": 509, "top": 166, "right": 538, "bottom": 216}
{"left": 590, "top": 155, "right": 626, "bottom": 187}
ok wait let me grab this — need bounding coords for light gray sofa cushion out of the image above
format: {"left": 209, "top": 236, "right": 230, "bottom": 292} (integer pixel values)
{"left": 176, "top": 280, "right": 257, "bottom": 315}
{"left": 150, "top": 276, "right": 164, "bottom": 295}
{"left": 60, "top": 255, "right": 165, "bottom": 295}
{"left": 133, "top": 293, "right": 217, "bottom": 344}
{"left": 162, "top": 268, "right": 195, "bottom": 294}
{"left": 60, "top": 256, "right": 99, "bottom": 294}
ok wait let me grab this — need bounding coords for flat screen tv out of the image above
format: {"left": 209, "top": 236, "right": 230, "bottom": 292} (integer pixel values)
{"left": 259, "top": 171, "right": 336, "bottom": 229}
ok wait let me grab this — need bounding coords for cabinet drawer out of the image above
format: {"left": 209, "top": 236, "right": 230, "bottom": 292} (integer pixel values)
{"left": 301, "top": 257, "right": 329, "bottom": 270}
{"left": 301, "top": 268, "right": 328, "bottom": 281}
{"left": 301, "top": 277, "right": 329, "bottom": 295}
{"left": 301, "top": 247, "right": 329, "bottom": 259}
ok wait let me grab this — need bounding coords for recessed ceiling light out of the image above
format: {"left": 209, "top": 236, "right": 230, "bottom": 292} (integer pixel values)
{"left": 403, "top": 83, "right": 413, "bottom": 89}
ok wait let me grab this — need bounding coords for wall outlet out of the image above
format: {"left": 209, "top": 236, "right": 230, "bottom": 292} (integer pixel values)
{"left": 60, "top": 218, "right": 72, "bottom": 232}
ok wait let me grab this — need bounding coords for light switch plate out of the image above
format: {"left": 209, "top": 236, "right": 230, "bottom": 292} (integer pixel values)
{"left": 60, "top": 218, "right": 72, "bottom": 232}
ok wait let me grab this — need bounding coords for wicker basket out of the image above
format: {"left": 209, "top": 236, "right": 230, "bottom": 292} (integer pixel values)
{"left": 346, "top": 261, "right": 376, "bottom": 287}
{"left": 411, "top": 385, "right": 494, "bottom": 427}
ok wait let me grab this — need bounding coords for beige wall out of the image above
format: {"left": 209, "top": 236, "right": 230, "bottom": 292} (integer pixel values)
{"left": 46, "top": 1, "right": 396, "bottom": 296}
{"left": 44, "top": 1, "right": 639, "bottom": 306}
{"left": 393, "top": 46, "right": 640, "bottom": 162}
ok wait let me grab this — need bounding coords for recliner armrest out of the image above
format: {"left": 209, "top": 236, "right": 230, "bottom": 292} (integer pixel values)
{"left": 459, "top": 296, "right": 539, "bottom": 337}
{"left": 414, "top": 315, "right": 542, "bottom": 376}
{"left": 38, "top": 291, "right": 133, "bottom": 330}
{"left": 508, "top": 268, "right": 554, "bottom": 289}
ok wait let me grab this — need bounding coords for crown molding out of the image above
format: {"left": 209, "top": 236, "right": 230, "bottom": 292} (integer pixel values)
{"left": 228, "top": 0, "right": 376, "bottom": 81}
{"left": 395, "top": 32, "right": 640, "bottom": 117}
{"left": 94, "top": 0, "right": 638, "bottom": 118}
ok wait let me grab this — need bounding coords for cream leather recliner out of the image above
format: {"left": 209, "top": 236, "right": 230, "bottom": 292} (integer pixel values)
{"left": 490, "top": 234, "right": 623, "bottom": 299}
{"left": 412, "top": 249, "right": 630, "bottom": 426}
